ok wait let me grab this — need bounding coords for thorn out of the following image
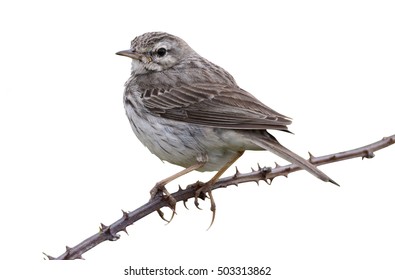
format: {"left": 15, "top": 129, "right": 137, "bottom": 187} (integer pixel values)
{"left": 178, "top": 185, "right": 182, "bottom": 191}
{"left": 65, "top": 246, "right": 72, "bottom": 253}
{"left": 257, "top": 163, "right": 262, "bottom": 170}
{"left": 267, "top": 178, "right": 273, "bottom": 185}
{"left": 308, "top": 151, "right": 315, "bottom": 162}
{"left": 251, "top": 167, "right": 255, "bottom": 172}
{"left": 43, "top": 252, "right": 55, "bottom": 260}
{"left": 254, "top": 180, "right": 259, "bottom": 186}
{"left": 121, "top": 210, "right": 129, "bottom": 219}
{"left": 75, "top": 255, "right": 85, "bottom": 260}
{"left": 99, "top": 223, "right": 108, "bottom": 232}
{"left": 261, "top": 178, "right": 270, "bottom": 185}
{"left": 274, "top": 162, "right": 281, "bottom": 168}
{"left": 121, "top": 228, "right": 129, "bottom": 235}
{"left": 329, "top": 178, "right": 340, "bottom": 187}
{"left": 233, "top": 166, "right": 240, "bottom": 178}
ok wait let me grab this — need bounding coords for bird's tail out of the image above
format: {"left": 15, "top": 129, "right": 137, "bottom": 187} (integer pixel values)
{"left": 252, "top": 131, "right": 339, "bottom": 186}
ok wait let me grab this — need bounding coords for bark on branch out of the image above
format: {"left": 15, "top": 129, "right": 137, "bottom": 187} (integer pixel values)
{"left": 45, "top": 135, "right": 395, "bottom": 260}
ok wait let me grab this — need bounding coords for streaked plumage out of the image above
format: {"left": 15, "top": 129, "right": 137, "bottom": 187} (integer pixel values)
{"left": 117, "top": 32, "right": 337, "bottom": 224}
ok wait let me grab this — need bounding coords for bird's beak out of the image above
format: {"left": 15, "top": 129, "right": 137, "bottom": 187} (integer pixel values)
{"left": 116, "top": 49, "right": 152, "bottom": 63}
{"left": 116, "top": 49, "right": 140, "bottom": 60}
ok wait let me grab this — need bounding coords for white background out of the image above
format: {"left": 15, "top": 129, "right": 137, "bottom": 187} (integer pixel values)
{"left": 1, "top": 0, "right": 394, "bottom": 279}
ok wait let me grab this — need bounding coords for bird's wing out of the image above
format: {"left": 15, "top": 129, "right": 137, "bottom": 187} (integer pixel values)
{"left": 141, "top": 83, "right": 292, "bottom": 131}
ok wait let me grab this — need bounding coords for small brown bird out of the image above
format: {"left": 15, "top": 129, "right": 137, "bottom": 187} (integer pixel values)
{"left": 117, "top": 32, "right": 337, "bottom": 226}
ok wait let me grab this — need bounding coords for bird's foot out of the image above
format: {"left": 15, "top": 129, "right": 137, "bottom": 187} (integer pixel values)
{"left": 150, "top": 183, "right": 177, "bottom": 223}
{"left": 193, "top": 181, "right": 216, "bottom": 230}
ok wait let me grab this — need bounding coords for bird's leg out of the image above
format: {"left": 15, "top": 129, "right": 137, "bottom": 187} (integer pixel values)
{"left": 195, "top": 151, "right": 245, "bottom": 229}
{"left": 150, "top": 160, "right": 206, "bottom": 223}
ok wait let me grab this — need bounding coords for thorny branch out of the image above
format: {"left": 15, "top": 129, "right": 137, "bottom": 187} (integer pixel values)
{"left": 45, "top": 135, "right": 395, "bottom": 260}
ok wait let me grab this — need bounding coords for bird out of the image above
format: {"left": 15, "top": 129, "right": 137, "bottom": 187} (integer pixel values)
{"left": 116, "top": 32, "right": 337, "bottom": 227}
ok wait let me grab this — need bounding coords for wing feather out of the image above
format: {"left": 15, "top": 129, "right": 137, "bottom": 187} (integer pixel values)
{"left": 142, "top": 84, "right": 292, "bottom": 131}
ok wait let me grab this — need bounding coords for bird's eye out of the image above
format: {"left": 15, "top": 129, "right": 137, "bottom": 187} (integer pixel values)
{"left": 157, "top": 48, "right": 167, "bottom": 57}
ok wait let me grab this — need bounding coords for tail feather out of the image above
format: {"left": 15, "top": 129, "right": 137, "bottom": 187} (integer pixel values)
{"left": 253, "top": 132, "right": 339, "bottom": 186}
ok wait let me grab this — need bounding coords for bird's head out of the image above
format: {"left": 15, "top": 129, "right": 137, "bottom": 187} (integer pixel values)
{"left": 116, "top": 32, "right": 194, "bottom": 74}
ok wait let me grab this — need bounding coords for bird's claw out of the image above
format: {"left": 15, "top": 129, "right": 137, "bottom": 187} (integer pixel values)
{"left": 150, "top": 183, "right": 177, "bottom": 223}
{"left": 193, "top": 182, "right": 216, "bottom": 229}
